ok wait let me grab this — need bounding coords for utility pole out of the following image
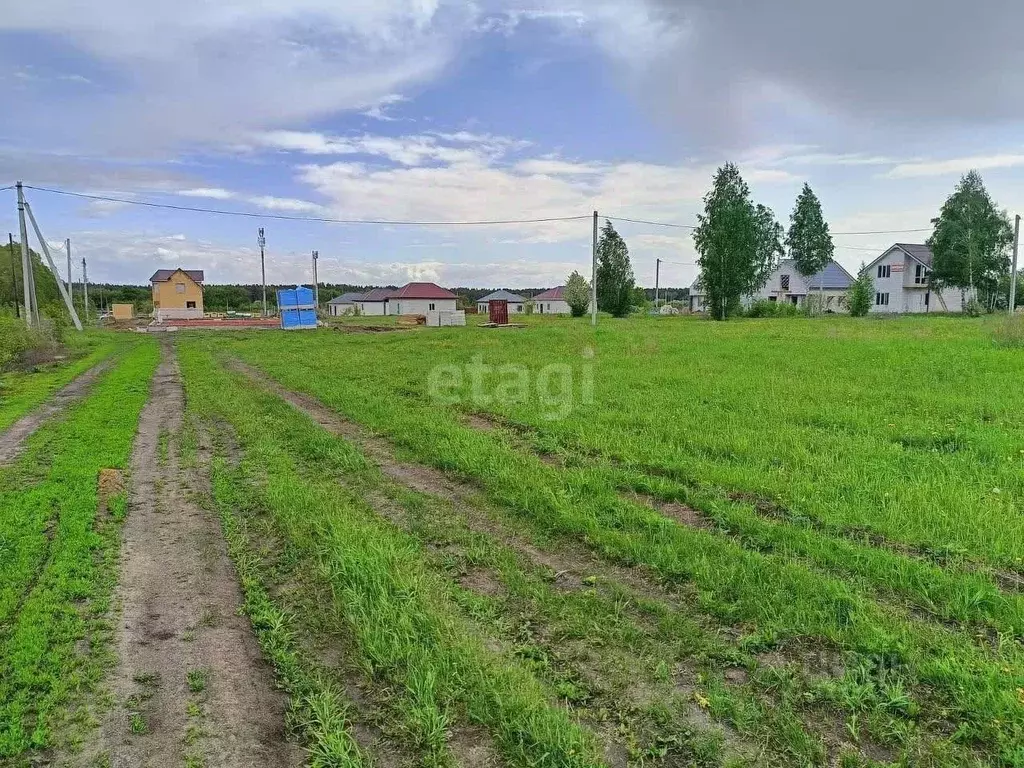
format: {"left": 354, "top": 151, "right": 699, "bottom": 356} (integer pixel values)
{"left": 654, "top": 258, "right": 661, "bottom": 310}
{"left": 591, "top": 211, "right": 598, "bottom": 327}
{"left": 258, "top": 227, "right": 267, "bottom": 317}
{"left": 24, "top": 202, "right": 83, "bottom": 330}
{"left": 1010, "top": 214, "right": 1020, "bottom": 315}
{"left": 65, "top": 238, "right": 72, "bottom": 295}
{"left": 16, "top": 183, "right": 34, "bottom": 327}
{"left": 312, "top": 250, "right": 319, "bottom": 310}
{"left": 82, "top": 257, "right": 89, "bottom": 323}
{"left": 8, "top": 233, "right": 19, "bottom": 319}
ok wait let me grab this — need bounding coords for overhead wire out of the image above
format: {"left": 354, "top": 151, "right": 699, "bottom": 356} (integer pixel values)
{"left": 19, "top": 185, "right": 591, "bottom": 226}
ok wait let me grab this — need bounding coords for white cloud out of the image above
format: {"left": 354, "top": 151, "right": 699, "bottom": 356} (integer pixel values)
{"left": 247, "top": 195, "right": 324, "bottom": 214}
{"left": 886, "top": 154, "right": 1024, "bottom": 179}
{"left": 178, "top": 188, "right": 236, "bottom": 200}
{"left": 2, "top": 0, "right": 475, "bottom": 151}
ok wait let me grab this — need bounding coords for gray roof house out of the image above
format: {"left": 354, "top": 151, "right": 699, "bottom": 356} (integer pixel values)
{"left": 477, "top": 290, "right": 527, "bottom": 314}
{"left": 688, "top": 260, "right": 856, "bottom": 312}
{"left": 859, "top": 243, "right": 968, "bottom": 313}
{"left": 326, "top": 291, "right": 366, "bottom": 316}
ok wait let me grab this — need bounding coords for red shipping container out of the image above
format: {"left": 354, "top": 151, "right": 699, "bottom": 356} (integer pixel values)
{"left": 488, "top": 299, "right": 509, "bottom": 325}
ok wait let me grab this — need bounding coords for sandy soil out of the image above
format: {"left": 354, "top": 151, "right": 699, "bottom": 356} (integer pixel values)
{"left": 0, "top": 359, "right": 112, "bottom": 464}
{"left": 84, "top": 342, "right": 301, "bottom": 768}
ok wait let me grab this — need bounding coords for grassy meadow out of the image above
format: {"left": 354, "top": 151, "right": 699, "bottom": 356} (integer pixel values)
{"left": 171, "top": 314, "right": 1024, "bottom": 767}
{"left": 3, "top": 314, "right": 1023, "bottom": 767}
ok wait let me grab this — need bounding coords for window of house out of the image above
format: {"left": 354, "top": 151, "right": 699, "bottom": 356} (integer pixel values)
{"left": 915, "top": 264, "right": 928, "bottom": 284}
{"left": 877, "top": 264, "right": 891, "bottom": 279}
{"left": 176, "top": 283, "right": 186, "bottom": 293}
{"left": 186, "top": 301, "right": 196, "bottom": 309}
{"left": 780, "top": 274, "right": 790, "bottom": 290}
{"left": 429, "top": 302, "right": 435, "bottom": 311}
{"left": 875, "top": 292, "right": 889, "bottom": 306}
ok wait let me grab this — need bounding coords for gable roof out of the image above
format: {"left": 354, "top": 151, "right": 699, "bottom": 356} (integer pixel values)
{"left": 533, "top": 286, "right": 565, "bottom": 300}
{"left": 389, "top": 282, "right": 457, "bottom": 300}
{"left": 861, "top": 243, "right": 933, "bottom": 273}
{"left": 796, "top": 259, "right": 855, "bottom": 290}
{"left": 360, "top": 288, "right": 396, "bottom": 302}
{"left": 479, "top": 290, "right": 526, "bottom": 303}
{"left": 150, "top": 268, "right": 204, "bottom": 284}
{"left": 327, "top": 292, "right": 365, "bottom": 305}
{"left": 894, "top": 243, "right": 934, "bottom": 267}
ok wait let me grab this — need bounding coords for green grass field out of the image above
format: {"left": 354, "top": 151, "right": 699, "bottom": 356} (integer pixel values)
{"left": 2, "top": 316, "right": 1023, "bottom": 767}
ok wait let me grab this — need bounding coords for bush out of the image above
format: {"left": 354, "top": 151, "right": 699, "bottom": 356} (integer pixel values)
{"left": 992, "top": 315, "right": 1024, "bottom": 348}
{"left": 0, "top": 310, "right": 62, "bottom": 372}
{"left": 963, "top": 297, "right": 984, "bottom": 317}
{"left": 746, "top": 299, "right": 800, "bottom": 318}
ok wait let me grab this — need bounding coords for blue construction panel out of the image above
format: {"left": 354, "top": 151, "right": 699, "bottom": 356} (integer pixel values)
{"left": 278, "top": 286, "right": 317, "bottom": 329}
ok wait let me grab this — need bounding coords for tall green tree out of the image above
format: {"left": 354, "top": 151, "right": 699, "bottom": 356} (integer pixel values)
{"left": 928, "top": 170, "right": 1013, "bottom": 305}
{"left": 595, "top": 220, "right": 635, "bottom": 318}
{"left": 786, "top": 183, "right": 834, "bottom": 315}
{"left": 693, "top": 163, "right": 783, "bottom": 319}
{"left": 563, "top": 270, "right": 591, "bottom": 317}
{"left": 847, "top": 264, "right": 874, "bottom": 317}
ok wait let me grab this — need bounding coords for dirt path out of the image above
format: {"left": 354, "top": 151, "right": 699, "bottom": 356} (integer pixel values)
{"left": 0, "top": 359, "right": 112, "bottom": 464}
{"left": 84, "top": 342, "right": 301, "bottom": 768}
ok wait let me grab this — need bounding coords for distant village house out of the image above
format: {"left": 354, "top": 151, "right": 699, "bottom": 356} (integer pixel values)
{"left": 476, "top": 290, "right": 526, "bottom": 314}
{"left": 150, "top": 269, "right": 204, "bottom": 320}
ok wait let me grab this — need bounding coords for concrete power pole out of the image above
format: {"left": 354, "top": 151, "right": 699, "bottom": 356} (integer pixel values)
{"left": 258, "top": 227, "right": 267, "bottom": 317}
{"left": 82, "top": 257, "right": 89, "bottom": 323}
{"left": 655, "top": 258, "right": 661, "bottom": 310}
{"left": 16, "top": 183, "right": 33, "bottom": 326}
{"left": 1010, "top": 214, "right": 1020, "bottom": 315}
{"left": 8, "top": 233, "right": 19, "bottom": 319}
{"left": 66, "top": 238, "right": 72, "bottom": 295}
{"left": 24, "top": 202, "right": 83, "bottom": 330}
{"left": 312, "top": 250, "right": 319, "bottom": 310}
{"left": 591, "top": 211, "right": 598, "bottom": 327}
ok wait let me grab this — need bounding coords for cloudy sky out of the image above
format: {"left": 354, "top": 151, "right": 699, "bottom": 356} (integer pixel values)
{"left": 4, "top": 0, "right": 1024, "bottom": 288}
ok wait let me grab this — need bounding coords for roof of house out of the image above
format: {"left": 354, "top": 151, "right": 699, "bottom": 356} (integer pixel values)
{"left": 150, "top": 269, "right": 204, "bottom": 284}
{"left": 479, "top": 290, "right": 526, "bottom": 303}
{"left": 533, "top": 286, "right": 565, "bottom": 300}
{"left": 389, "top": 282, "right": 457, "bottom": 300}
{"left": 327, "top": 292, "right": 365, "bottom": 305}
{"left": 860, "top": 243, "right": 934, "bottom": 273}
{"left": 360, "top": 287, "right": 396, "bottom": 302}
{"left": 791, "top": 259, "right": 855, "bottom": 290}
{"left": 894, "top": 243, "right": 934, "bottom": 266}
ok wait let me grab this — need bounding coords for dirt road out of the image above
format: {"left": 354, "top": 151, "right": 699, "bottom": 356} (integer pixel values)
{"left": 0, "top": 359, "right": 112, "bottom": 464}
{"left": 84, "top": 342, "right": 301, "bottom": 767}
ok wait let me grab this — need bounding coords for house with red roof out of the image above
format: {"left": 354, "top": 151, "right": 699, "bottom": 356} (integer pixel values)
{"left": 532, "top": 286, "right": 577, "bottom": 315}
{"left": 353, "top": 282, "right": 459, "bottom": 316}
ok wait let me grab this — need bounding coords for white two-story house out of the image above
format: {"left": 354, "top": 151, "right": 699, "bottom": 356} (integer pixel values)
{"left": 861, "top": 244, "right": 966, "bottom": 314}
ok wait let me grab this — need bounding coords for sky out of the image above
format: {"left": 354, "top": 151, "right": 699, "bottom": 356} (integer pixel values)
{"left": 4, "top": 0, "right": 1024, "bottom": 288}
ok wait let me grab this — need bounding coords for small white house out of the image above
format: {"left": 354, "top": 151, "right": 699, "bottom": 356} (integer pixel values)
{"left": 356, "top": 287, "right": 393, "bottom": 316}
{"left": 477, "top": 290, "right": 526, "bottom": 314}
{"left": 861, "top": 243, "right": 966, "bottom": 314}
{"left": 327, "top": 292, "right": 364, "bottom": 317}
{"left": 387, "top": 282, "right": 458, "bottom": 315}
{"left": 532, "top": 286, "right": 575, "bottom": 314}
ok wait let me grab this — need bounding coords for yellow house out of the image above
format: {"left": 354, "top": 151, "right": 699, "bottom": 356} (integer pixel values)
{"left": 150, "top": 269, "right": 205, "bottom": 320}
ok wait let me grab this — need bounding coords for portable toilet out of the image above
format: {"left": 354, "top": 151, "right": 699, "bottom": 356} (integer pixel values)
{"left": 278, "top": 286, "right": 317, "bottom": 330}
{"left": 488, "top": 299, "right": 509, "bottom": 325}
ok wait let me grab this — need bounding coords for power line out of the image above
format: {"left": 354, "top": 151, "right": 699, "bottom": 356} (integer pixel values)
{"left": 605, "top": 215, "right": 696, "bottom": 230}
{"left": 19, "top": 185, "right": 591, "bottom": 226}
{"left": 605, "top": 213, "right": 930, "bottom": 236}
